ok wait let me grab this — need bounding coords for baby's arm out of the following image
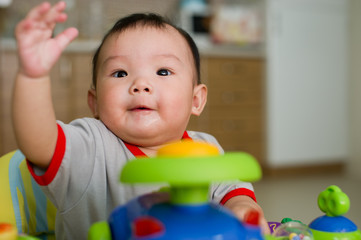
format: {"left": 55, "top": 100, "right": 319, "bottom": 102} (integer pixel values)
{"left": 12, "top": 1, "right": 78, "bottom": 168}
{"left": 224, "top": 195, "right": 270, "bottom": 234}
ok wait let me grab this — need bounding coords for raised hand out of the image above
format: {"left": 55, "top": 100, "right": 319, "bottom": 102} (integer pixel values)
{"left": 15, "top": 1, "right": 78, "bottom": 78}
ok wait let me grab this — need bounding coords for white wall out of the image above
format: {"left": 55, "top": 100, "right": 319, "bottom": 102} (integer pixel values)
{"left": 266, "top": 0, "right": 349, "bottom": 167}
{"left": 348, "top": 0, "right": 361, "bottom": 179}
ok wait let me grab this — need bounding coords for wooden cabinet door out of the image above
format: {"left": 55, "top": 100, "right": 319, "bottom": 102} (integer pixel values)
{"left": 188, "top": 56, "right": 265, "bottom": 165}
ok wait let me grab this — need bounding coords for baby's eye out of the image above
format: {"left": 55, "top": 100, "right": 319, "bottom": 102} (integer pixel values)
{"left": 112, "top": 70, "right": 128, "bottom": 78}
{"left": 157, "top": 69, "right": 171, "bottom": 76}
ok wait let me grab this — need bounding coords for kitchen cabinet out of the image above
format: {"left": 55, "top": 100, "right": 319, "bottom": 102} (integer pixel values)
{"left": 266, "top": 0, "right": 349, "bottom": 167}
{"left": 188, "top": 56, "right": 266, "bottom": 166}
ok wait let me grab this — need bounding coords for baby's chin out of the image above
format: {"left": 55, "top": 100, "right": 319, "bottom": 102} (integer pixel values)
{"left": 104, "top": 118, "right": 186, "bottom": 147}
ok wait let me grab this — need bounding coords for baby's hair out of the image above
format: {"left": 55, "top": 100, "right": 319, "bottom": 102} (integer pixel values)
{"left": 91, "top": 13, "right": 201, "bottom": 89}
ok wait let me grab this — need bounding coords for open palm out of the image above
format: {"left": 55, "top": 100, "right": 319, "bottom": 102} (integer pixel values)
{"left": 15, "top": 1, "right": 78, "bottom": 78}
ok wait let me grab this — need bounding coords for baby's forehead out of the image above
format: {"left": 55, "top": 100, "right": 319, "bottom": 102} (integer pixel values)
{"left": 111, "top": 24, "right": 183, "bottom": 41}
{"left": 102, "top": 25, "right": 193, "bottom": 60}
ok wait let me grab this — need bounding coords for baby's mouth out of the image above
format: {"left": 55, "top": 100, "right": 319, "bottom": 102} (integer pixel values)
{"left": 130, "top": 105, "right": 153, "bottom": 112}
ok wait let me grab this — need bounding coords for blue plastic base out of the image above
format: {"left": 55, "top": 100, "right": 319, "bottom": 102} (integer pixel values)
{"left": 108, "top": 193, "right": 264, "bottom": 240}
{"left": 309, "top": 215, "right": 358, "bottom": 232}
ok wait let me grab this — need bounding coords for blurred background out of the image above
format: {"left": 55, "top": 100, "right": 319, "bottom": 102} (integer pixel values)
{"left": 0, "top": 0, "right": 360, "bottom": 229}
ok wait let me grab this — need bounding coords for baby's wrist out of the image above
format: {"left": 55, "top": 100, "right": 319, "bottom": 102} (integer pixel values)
{"left": 17, "top": 70, "right": 50, "bottom": 81}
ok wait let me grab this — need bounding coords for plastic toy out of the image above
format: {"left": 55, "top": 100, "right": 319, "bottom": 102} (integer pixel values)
{"left": 2, "top": 142, "right": 360, "bottom": 239}
{"left": 88, "top": 140, "right": 264, "bottom": 240}
{"left": 308, "top": 185, "right": 361, "bottom": 239}
{"left": 272, "top": 221, "right": 313, "bottom": 240}
{"left": 268, "top": 186, "right": 361, "bottom": 240}
{"left": 87, "top": 140, "right": 361, "bottom": 240}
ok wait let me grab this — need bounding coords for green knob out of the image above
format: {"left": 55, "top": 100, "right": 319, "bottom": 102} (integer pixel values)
{"left": 318, "top": 185, "right": 350, "bottom": 216}
{"left": 281, "top": 218, "right": 304, "bottom": 225}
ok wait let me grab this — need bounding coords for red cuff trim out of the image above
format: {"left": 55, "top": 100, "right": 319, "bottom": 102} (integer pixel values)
{"left": 27, "top": 124, "right": 66, "bottom": 186}
{"left": 220, "top": 188, "right": 257, "bottom": 205}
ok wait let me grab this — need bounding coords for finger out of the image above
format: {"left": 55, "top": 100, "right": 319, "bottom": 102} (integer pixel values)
{"left": 53, "top": 1, "right": 67, "bottom": 12}
{"left": 56, "top": 13, "right": 68, "bottom": 23}
{"left": 48, "top": 1, "right": 67, "bottom": 22}
{"left": 42, "top": 1, "right": 68, "bottom": 26}
{"left": 260, "top": 218, "right": 271, "bottom": 234}
{"left": 27, "top": 2, "right": 51, "bottom": 20}
{"left": 27, "top": 1, "right": 67, "bottom": 27}
{"left": 16, "top": 2, "right": 50, "bottom": 34}
{"left": 38, "top": 1, "right": 66, "bottom": 19}
{"left": 55, "top": 27, "right": 79, "bottom": 50}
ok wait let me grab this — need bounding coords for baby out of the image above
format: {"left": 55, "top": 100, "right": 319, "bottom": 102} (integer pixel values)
{"left": 13, "top": 1, "right": 269, "bottom": 239}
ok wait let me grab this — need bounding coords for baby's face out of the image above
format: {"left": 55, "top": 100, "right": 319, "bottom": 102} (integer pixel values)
{"left": 92, "top": 25, "right": 202, "bottom": 147}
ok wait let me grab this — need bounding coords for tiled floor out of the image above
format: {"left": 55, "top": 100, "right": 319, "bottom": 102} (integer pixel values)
{"left": 253, "top": 172, "right": 361, "bottom": 227}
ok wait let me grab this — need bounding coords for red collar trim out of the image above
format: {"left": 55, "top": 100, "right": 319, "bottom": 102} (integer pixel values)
{"left": 124, "top": 131, "right": 192, "bottom": 157}
{"left": 124, "top": 142, "right": 147, "bottom": 157}
{"left": 182, "top": 131, "right": 191, "bottom": 140}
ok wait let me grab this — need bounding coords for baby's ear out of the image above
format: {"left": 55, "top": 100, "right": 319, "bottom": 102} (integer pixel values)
{"left": 191, "top": 84, "right": 207, "bottom": 116}
{"left": 88, "top": 88, "right": 99, "bottom": 119}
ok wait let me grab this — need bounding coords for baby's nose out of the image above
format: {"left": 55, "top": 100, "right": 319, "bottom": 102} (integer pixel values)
{"left": 130, "top": 80, "right": 153, "bottom": 94}
{"left": 132, "top": 86, "right": 150, "bottom": 93}
{"left": 130, "top": 76, "right": 153, "bottom": 94}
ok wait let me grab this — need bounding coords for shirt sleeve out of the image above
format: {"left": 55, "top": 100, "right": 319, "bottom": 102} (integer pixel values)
{"left": 27, "top": 123, "right": 66, "bottom": 186}
{"left": 210, "top": 182, "right": 256, "bottom": 204}
{"left": 26, "top": 118, "right": 105, "bottom": 211}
